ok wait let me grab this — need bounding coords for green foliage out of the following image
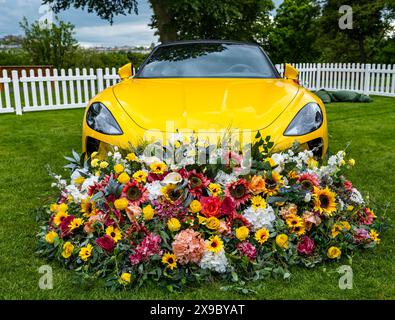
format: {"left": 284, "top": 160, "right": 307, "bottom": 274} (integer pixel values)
{"left": 20, "top": 17, "right": 78, "bottom": 68}
{"left": 0, "top": 49, "right": 31, "bottom": 66}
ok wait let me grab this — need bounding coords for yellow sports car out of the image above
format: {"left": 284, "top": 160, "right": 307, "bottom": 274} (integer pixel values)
{"left": 82, "top": 40, "right": 328, "bottom": 157}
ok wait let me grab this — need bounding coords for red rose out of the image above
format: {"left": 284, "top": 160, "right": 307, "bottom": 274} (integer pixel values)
{"left": 221, "top": 196, "right": 236, "bottom": 216}
{"left": 297, "top": 236, "right": 315, "bottom": 255}
{"left": 96, "top": 235, "right": 115, "bottom": 252}
{"left": 200, "top": 196, "right": 222, "bottom": 217}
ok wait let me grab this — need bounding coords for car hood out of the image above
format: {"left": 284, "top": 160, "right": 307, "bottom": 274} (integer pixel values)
{"left": 113, "top": 78, "right": 299, "bottom": 132}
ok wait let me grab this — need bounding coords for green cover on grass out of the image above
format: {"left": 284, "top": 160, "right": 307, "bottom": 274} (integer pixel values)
{"left": 315, "top": 89, "right": 372, "bottom": 103}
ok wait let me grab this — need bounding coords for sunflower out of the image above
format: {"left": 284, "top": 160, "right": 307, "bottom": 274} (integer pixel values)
{"left": 206, "top": 235, "right": 224, "bottom": 253}
{"left": 255, "top": 228, "right": 270, "bottom": 244}
{"left": 161, "top": 184, "right": 183, "bottom": 203}
{"left": 208, "top": 183, "right": 222, "bottom": 197}
{"left": 225, "top": 179, "right": 250, "bottom": 207}
{"left": 251, "top": 195, "right": 267, "bottom": 210}
{"left": 80, "top": 198, "right": 98, "bottom": 217}
{"left": 54, "top": 210, "right": 69, "bottom": 226}
{"left": 292, "top": 224, "right": 306, "bottom": 236}
{"left": 68, "top": 218, "right": 84, "bottom": 232}
{"left": 286, "top": 214, "right": 303, "bottom": 228}
{"left": 132, "top": 170, "right": 148, "bottom": 183}
{"left": 161, "top": 252, "right": 177, "bottom": 270}
{"left": 106, "top": 226, "right": 122, "bottom": 243}
{"left": 122, "top": 180, "right": 147, "bottom": 206}
{"left": 262, "top": 172, "right": 283, "bottom": 196}
{"left": 313, "top": 187, "right": 337, "bottom": 216}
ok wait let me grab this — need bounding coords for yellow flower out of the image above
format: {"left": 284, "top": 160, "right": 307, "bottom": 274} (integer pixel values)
{"left": 54, "top": 210, "right": 69, "bottom": 226}
{"left": 117, "top": 172, "right": 130, "bottom": 184}
{"left": 91, "top": 151, "right": 98, "bottom": 158}
{"left": 307, "top": 157, "right": 318, "bottom": 169}
{"left": 205, "top": 217, "right": 220, "bottom": 230}
{"left": 161, "top": 184, "right": 182, "bottom": 203}
{"left": 126, "top": 152, "right": 138, "bottom": 162}
{"left": 340, "top": 221, "right": 351, "bottom": 231}
{"left": 276, "top": 234, "right": 289, "bottom": 249}
{"left": 58, "top": 203, "right": 68, "bottom": 212}
{"left": 95, "top": 171, "right": 101, "bottom": 177}
{"left": 313, "top": 187, "right": 337, "bottom": 216}
{"left": 327, "top": 246, "right": 341, "bottom": 259}
{"left": 114, "top": 163, "right": 125, "bottom": 174}
{"left": 208, "top": 183, "right": 222, "bottom": 197}
{"left": 68, "top": 218, "right": 84, "bottom": 232}
{"left": 369, "top": 230, "right": 381, "bottom": 243}
{"left": 133, "top": 170, "right": 148, "bottom": 183}
{"left": 331, "top": 224, "right": 342, "bottom": 238}
{"left": 120, "top": 272, "right": 132, "bottom": 284}
{"left": 81, "top": 198, "right": 97, "bottom": 217}
{"left": 143, "top": 205, "right": 155, "bottom": 221}
{"left": 50, "top": 203, "right": 59, "bottom": 212}
{"left": 79, "top": 244, "right": 93, "bottom": 261}
{"left": 348, "top": 159, "right": 355, "bottom": 166}
{"left": 167, "top": 218, "right": 181, "bottom": 232}
{"left": 106, "top": 226, "right": 122, "bottom": 243}
{"left": 162, "top": 252, "right": 177, "bottom": 270}
{"left": 91, "top": 158, "right": 100, "bottom": 168}
{"left": 340, "top": 159, "right": 346, "bottom": 166}
{"left": 189, "top": 200, "right": 202, "bottom": 213}
{"left": 288, "top": 170, "right": 299, "bottom": 180}
{"left": 207, "top": 235, "right": 224, "bottom": 253}
{"left": 45, "top": 231, "right": 58, "bottom": 244}
{"left": 292, "top": 224, "right": 306, "bottom": 236}
{"left": 286, "top": 214, "right": 303, "bottom": 228}
{"left": 347, "top": 205, "right": 354, "bottom": 212}
{"left": 251, "top": 195, "right": 266, "bottom": 210}
{"left": 197, "top": 215, "right": 207, "bottom": 224}
{"left": 262, "top": 171, "right": 283, "bottom": 196}
{"left": 61, "top": 242, "right": 74, "bottom": 259}
{"left": 235, "top": 226, "right": 249, "bottom": 241}
{"left": 255, "top": 228, "right": 270, "bottom": 245}
{"left": 150, "top": 162, "right": 167, "bottom": 175}
{"left": 74, "top": 176, "right": 85, "bottom": 185}
{"left": 100, "top": 161, "right": 109, "bottom": 169}
{"left": 114, "top": 198, "right": 128, "bottom": 210}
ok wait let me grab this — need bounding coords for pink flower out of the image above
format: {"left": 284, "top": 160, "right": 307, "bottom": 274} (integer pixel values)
{"left": 129, "top": 233, "right": 162, "bottom": 265}
{"left": 122, "top": 180, "right": 148, "bottom": 206}
{"left": 354, "top": 228, "right": 370, "bottom": 243}
{"left": 220, "top": 196, "right": 236, "bottom": 216}
{"left": 297, "top": 236, "right": 315, "bottom": 255}
{"left": 187, "top": 170, "right": 210, "bottom": 198}
{"left": 225, "top": 179, "right": 250, "bottom": 208}
{"left": 358, "top": 208, "right": 375, "bottom": 225}
{"left": 96, "top": 235, "right": 115, "bottom": 252}
{"left": 344, "top": 180, "right": 353, "bottom": 192}
{"left": 172, "top": 229, "right": 205, "bottom": 265}
{"left": 236, "top": 242, "right": 257, "bottom": 260}
{"left": 298, "top": 173, "right": 320, "bottom": 191}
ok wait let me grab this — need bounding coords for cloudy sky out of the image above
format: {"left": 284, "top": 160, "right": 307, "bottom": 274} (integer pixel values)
{"left": 0, "top": 0, "right": 283, "bottom": 47}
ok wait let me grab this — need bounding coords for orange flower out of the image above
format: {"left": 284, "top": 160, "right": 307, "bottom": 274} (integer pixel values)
{"left": 249, "top": 175, "right": 266, "bottom": 195}
{"left": 172, "top": 229, "right": 205, "bottom": 265}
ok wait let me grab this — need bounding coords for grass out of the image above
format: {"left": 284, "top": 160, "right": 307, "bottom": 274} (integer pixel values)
{"left": 0, "top": 96, "right": 394, "bottom": 300}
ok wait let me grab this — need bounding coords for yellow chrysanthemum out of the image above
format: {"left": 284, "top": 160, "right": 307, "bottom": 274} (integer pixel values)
{"left": 327, "top": 246, "right": 341, "bottom": 259}
{"left": 114, "top": 198, "right": 128, "bottom": 210}
{"left": 205, "top": 216, "right": 220, "bottom": 230}
{"left": 369, "top": 230, "right": 381, "bottom": 243}
{"left": 189, "top": 200, "right": 202, "bottom": 213}
{"left": 61, "top": 242, "right": 74, "bottom": 259}
{"left": 106, "top": 226, "right": 122, "bottom": 243}
{"left": 58, "top": 203, "right": 68, "bottom": 212}
{"left": 150, "top": 162, "right": 167, "bottom": 175}
{"left": 161, "top": 252, "right": 177, "bottom": 270}
{"left": 251, "top": 195, "right": 267, "bottom": 210}
{"left": 207, "top": 235, "right": 224, "bottom": 253}
{"left": 126, "top": 152, "right": 138, "bottom": 162}
{"left": 133, "top": 170, "right": 148, "bottom": 183}
{"left": 91, "top": 151, "right": 98, "bottom": 158}
{"left": 255, "top": 228, "right": 270, "bottom": 245}
{"left": 120, "top": 272, "right": 132, "bottom": 284}
{"left": 91, "top": 158, "right": 100, "bottom": 168}
{"left": 276, "top": 234, "right": 289, "bottom": 249}
{"left": 347, "top": 205, "right": 354, "bottom": 212}
{"left": 143, "top": 205, "right": 155, "bottom": 221}
{"left": 68, "top": 218, "right": 84, "bottom": 232}
{"left": 114, "top": 163, "right": 125, "bottom": 174}
{"left": 100, "top": 161, "right": 109, "bottom": 169}
{"left": 235, "top": 226, "right": 250, "bottom": 241}
{"left": 313, "top": 187, "right": 337, "bottom": 216}
{"left": 167, "top": 218, "right": 181, "bottom": 232}
{"left": 80, "top": 198, "right": 98, "bottom": 217}
{"left": 45, "top": 231, "right": 58, "bottom": 244}
{"left": 118, "top": 172, "right": 131, "bottom": 184}
{"left": 208, "top": 183, "right": 222, "bottom": 197}
{"left": 79, "top": 244, "right": 93, "bottom": 261}
{"left": 53, "top": 210, "right": 69, "bottom": 226}
{"left": 50, "top": 203, "right": 59, "bottom": 212}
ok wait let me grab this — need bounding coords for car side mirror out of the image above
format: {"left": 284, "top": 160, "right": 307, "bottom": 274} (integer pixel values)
{"left": 284, "top": 63, "right": 299, "bottom": 83}
{"left": 118, "top": 63, "right": 134, "bottom": 80}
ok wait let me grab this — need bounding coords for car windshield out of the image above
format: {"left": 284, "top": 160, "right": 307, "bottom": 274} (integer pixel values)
{"left": 137, "top": 43, "right": 278, "bottom": 78}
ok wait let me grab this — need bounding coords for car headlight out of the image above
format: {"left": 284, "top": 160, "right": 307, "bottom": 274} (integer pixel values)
{"left": 284, "top": 102, "right": 323, "bottom": 136}
{"left": 86, "top": 102, "right": 122, "bottom": 135}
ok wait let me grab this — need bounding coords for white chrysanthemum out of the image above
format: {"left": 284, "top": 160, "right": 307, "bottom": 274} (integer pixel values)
{"left": 215, "top": 170, "right": 238, "bottom": 186}
{"left": 243, "top": 205, "right": 276, "bottom": 231}
{"left": 199, "top": 248, "right": 228, "bottom": 273}
{"left": 146, "top": 181, "right": 163, "bottom": 201}
{"left": 350, "top": 188, "right": 364, "bottom": 204}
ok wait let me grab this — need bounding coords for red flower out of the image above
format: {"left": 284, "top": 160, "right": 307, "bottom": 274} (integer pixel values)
{"left": 297, "top": 236, "right": 315, "bottom": 255}
{"left": 59, "top": 215, "right": 75, "bottom": 238}
{"left": 358, "top": 208, "right": 375, "bottom": 225}
{"left": 122, "top": 180, "right": 148, "bottom": 206}
{"left": 200, "top": 196, "right": 222, "bottom": 217}
{"left": 221, "top": 196, "right": 236, "bottom": 216}
{"left": 96, "top": 235, "right": 115, "bottom": 252}
{"left": 225, "top": 179, "right": 250, "bottom": 207}
{"left": 187, "top": 170, "right": 210, "bottom": 197}
{"left": 344, "top": 180, "right": 353, "bottom": 192}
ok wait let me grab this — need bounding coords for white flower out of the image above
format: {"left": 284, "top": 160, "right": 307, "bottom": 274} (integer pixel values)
{"left": 81, "top": 175, "right": 98, "bottom": 193}
{"left": 146, "top": 181, "right": 163, "bottom": 201}
{"left": 350, "top": 188, "right": 364, "bottom": 204}
{"left": 199, "top": 248, "right": 228, "bottom": 273}
{"left": 70, "top": 169, "right": 88, "bottom": 185}
{"left": 243, "top": 205, "right": 276, "bottom": 231}
{"left": 65, "top": 184, "right": 86, "bottom": 202}
{"left": 271, "top": 153, "right": 285, "bottom": 173}
{"left": 139, "top": 155, "right": 162, "bottom": 166}
{"left": 162, "top": 172, "right": 183, "bottom": 185}
{"left": 304, "top": 193, "right": 312, "bottom": 202}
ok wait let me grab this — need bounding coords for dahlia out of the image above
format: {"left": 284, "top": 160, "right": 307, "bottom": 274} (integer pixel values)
{"left": 225, "top": 179, "right": 250, "bottom": 207}
{"left": 172, "top": 229, "right": 205, "bottom": 265}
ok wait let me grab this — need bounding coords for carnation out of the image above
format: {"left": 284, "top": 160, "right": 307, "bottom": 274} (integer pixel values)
{"left": 199, "top": 248, "right": 228, "bottom": 273}
{"left": 243, "top": 205, "right": 276, "bottom": 231}
{"left": 236, "top": 242, "right": 257, "bottom": 260}
{"left": 172, "top": 229, "right": 205, "bottom": 265}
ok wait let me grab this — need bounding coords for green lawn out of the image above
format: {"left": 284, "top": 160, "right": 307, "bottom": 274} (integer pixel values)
{"left": 0, "top": 96, "right": 394, "bottom": 299}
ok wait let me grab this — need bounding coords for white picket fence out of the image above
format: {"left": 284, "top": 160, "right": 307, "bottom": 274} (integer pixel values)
{"left": 0, "top": 63, "right": 394, "bottom": 115}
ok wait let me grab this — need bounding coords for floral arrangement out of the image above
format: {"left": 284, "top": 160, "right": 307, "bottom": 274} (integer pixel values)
{"left": 36, "top": 134, "right": 385, "bottom": 291}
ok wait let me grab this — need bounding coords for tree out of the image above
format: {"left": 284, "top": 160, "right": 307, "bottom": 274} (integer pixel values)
{"left": 43, "top": 0, "right": 274, "bottom": 43}
{"left": 20, "top": 17, "right": 78, "bottom": 68}
{"left": 268, "top": 0, "right": 320, "bottom": 63}
{"left": 318, "top": 0, "right": 394, "bottom": 63}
